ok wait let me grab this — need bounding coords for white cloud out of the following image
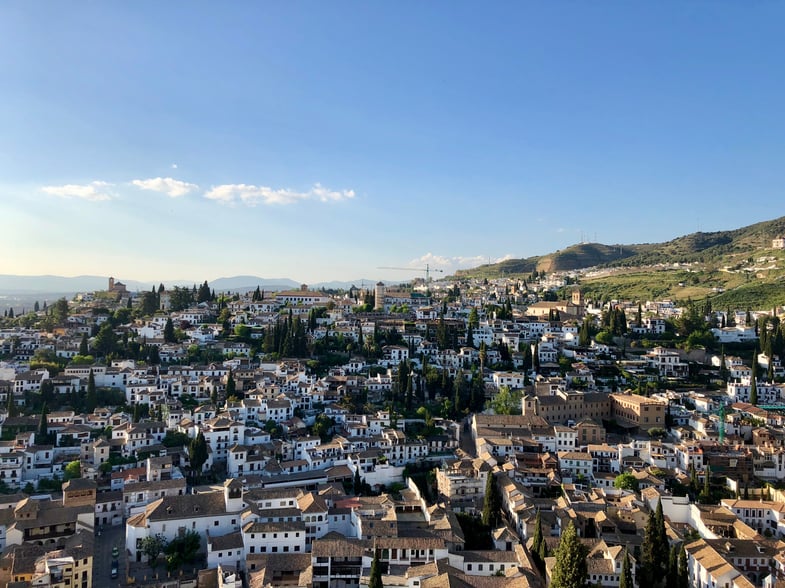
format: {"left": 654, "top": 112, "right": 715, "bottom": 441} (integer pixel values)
{"left": 171, "top": 163, "right": 178, "bottom": 169}
{"left": 204, "top": 183, "right": 355, "bottom": 206}
{"left": 132, "top": 177, "right": 199, "bottom": 198}
{"left": 408, "top": 252, "right": 515, "bottom": 274}
{"left": 41, "top": 181, "right": 114, "bottom": 201}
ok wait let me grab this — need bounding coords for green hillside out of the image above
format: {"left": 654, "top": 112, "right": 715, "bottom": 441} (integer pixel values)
{"left": 457, "top": 216, "right": 785, "bottom": 308}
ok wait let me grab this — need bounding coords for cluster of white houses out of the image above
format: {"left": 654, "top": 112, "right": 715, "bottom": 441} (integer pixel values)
{"left": 1, "top": 278, "right": 785, "bottom": 586}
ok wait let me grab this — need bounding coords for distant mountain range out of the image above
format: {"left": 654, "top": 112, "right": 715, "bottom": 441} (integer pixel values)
{"left": 0, "top": 274, "right": 382, "bottom": 295}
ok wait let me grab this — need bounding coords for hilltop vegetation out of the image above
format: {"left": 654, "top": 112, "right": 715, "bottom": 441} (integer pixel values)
{"left": 458, "top": 216, "right": 785, "bottom": 307}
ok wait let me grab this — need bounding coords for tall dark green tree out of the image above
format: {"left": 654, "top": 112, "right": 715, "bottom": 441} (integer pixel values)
{"left": 163, "top": 318, "right": 176, "bottom": 343}
{"left": 481, "top": 472, "right": 500, "bottom": 528}
{"left": 79, "top": 332, "right": 89, "bottom": 356}
{"left": 550, "top": 521, "right": 588, "bottom": 588}
{"left": 640, "top": 500, "right": 669, "bottom": 588}
{"left": 619, "top": 550, "right": 634, "bottom": 588}
{"left": 677, "top": 543, "right": 689, "bottom": 588}
{"left": 749, "top": 351, "right": 758, "bottom": 405}
{"left": 6, "top": 391, "right": 18, "bottom": 418}
{"left": 86, "top": 370, "right": 97, "bottom": 413}
{"left": 667, "top": 543, "right": 679, "bottom": 588}
{"left": 368, "top": 548, "right": 383, "bottom": 588}
{"left": 531, "top": 509, "right": 545, "bottom": 572}
{"left": 93, "top": 322, "right": 118, "bottom": 357}
{"left": 197, "top": 280, "right": 211, "bottom": 303}
{"left": 654, "top": 499, "right": 669, "bottom": 565}
{"left": 188, "top": 432, "right": 208, "bottom": 481}
{"left": 38, "top": 403, "right": 49, "bottom": 444}
{"left": 436, "top": 313, "right": 447, "bottom": 349}
{"left": 453, "top": 373, "right": 468, "bottom": 417}
{"left": 225, "top": 370, "right": 237, "bottom": 401}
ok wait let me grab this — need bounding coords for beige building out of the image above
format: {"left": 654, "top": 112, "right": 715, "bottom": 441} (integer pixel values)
{"left": 609, "top": 393, "right": 666, "bottom": 431}
{"left": 522, "top": 390, "right": 611, "bottom": 425}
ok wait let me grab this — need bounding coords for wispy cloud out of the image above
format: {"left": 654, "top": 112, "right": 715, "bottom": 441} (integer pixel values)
{"left": 408, "top": 252, "right": 515, "bottom": 274}
{"left": 204, "top": 183, "right": 355, "bottom": 206}
{"left": 41, "top": 181, "right": 114, "bottom": 201}
{"left": 132, "top": 177, "right": 199, "bottom": 198}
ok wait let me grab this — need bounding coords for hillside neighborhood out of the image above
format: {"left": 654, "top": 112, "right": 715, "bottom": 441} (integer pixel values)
{"left": 0, "top": 274, "right": 785, "bottom": 588}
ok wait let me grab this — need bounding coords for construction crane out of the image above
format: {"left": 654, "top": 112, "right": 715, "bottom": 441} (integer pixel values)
{"left": 378, "top": 264, "right": 444, "bottom": 282}
{"left": 712, "top": 404, "right": 727, "bottom": 444}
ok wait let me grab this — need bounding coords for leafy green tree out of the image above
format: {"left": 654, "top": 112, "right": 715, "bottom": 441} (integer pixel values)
{"left": 550, "top": 521, "right": 588, "bottom": 588}
{"left": 468, "top": 307, "right": 479, "bottom": 329}
{"left": 164, "top": 530, "right": 200, "bottom": 572}
{"left": 140, "top": 290, "right": 158, "bottom": 315}
{"left": 490, "top": 385, "right": 521, "bottom": 415}
{"left": 620, "top": 550, "right": 634, "bottom": 588}
{"left": 52, "top": 297, "right": 69, "bottom": 324}
{"left": 481, "top": 472, "right": 500, "bottom": 528}
{"left": 614, "top": 472, "right": 639, "bottom": 492}
{"left": 140, "top": 534, "right": 168, "bottom": 568}
{"left": 368, "top": 549, "right": 384, "bottom": 588}
{"left": 312, "top": 414, "right": 335, "bottom": 441}
{"left": 162, "top": 431, "right": 190, "bottom": 448}
{"left": 169, "top": 286, "right": 195, "bottom": 312}
{"left": 93, "top": 322, "right": 118, "bottom": 357}
{"left": 64, "top": 460, "right": 81, "bottom": 480}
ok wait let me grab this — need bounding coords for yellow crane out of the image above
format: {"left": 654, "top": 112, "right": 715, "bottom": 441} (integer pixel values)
{"left": 378, "top": 264, "right": 444, "bottom": 282}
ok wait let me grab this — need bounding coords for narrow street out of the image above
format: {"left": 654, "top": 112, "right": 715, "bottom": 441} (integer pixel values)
{"left": 93, "top": 524, "right": 125, "bottom": 587}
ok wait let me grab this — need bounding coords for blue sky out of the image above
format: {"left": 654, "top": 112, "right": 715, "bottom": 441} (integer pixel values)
{"left": 1, "top": 2, "right": 784, "bottom": 284}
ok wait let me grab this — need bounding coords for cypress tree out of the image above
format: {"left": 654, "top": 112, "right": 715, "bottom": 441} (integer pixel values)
{"left": 531, "top": 509, "right": 545, "bottom": 571}
{"left": 641, "top": 509, "right": 661, "bottom": 588}
{"left": 619, "top": 550, "right": 634, "bottom": 588}
{"left": 750, "top": 350, "right": 758, "bottom": 405}
{"left": 677, "top": 544, "right": 689, "bottom": 588}
{"left": 38, "top": 403, "right": 49, "bottom": 444}
{"left": 368, "top": 549, "right": 383, "bottom": 588}
{"left": 86, "top": 370, "right": 97, "bottom": 413}
{"left": 6, "top": 391, "right": 18, "bottom": 418}
{"left": 481, "top": 471, "right": 500, "bottom": 528}
{"left": 654, "top": 499, "right": 669, "bottom": 569}
{"left": 79, "top": 332, "right": 89, "bottom": 356}
{"left": 163, "top": 318, "right": 176, "bottom": 343}
{"left": 550, "top": 521, "right": 588, "bottom": 588}
{"left": 226, "top": 370, "right": 237, "bottom": 400}
{"left": 667, "top": 543, "right": 679, "bottom": 588}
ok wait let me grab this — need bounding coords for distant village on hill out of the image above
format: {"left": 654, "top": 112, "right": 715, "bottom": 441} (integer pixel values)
{"left": 0, "top": 272, "right": 785, "bottom": 588}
